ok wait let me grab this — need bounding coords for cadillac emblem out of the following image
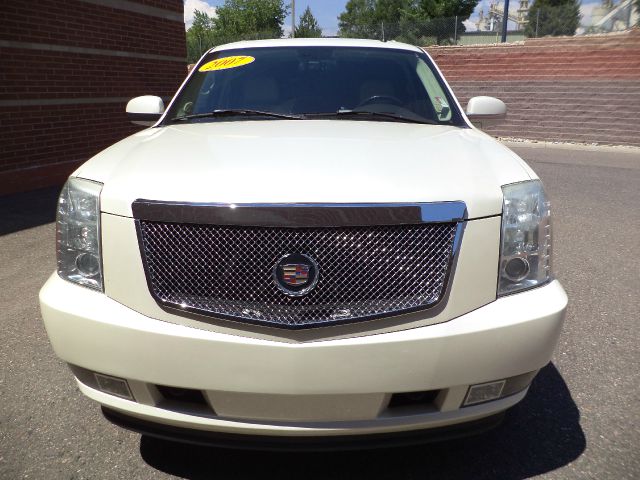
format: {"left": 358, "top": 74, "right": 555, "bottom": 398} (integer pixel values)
{"left": 273, "top": 253, "right": 319, "bottom": 296}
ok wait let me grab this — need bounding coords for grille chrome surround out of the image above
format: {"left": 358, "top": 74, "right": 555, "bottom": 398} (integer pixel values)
{"left": 131, "top": 201, "right": 467, "bottom": 227}
{"left": 134, "top": 202, "right": 465, "bottom": 330}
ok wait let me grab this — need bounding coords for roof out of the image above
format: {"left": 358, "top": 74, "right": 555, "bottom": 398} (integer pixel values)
{"left": 211, "top": 37, "right": 423, "bottom": 54}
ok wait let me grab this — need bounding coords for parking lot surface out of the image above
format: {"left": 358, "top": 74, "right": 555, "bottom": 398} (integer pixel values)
{"left": 1, "top": 143, "right": 639, "bottom": 479}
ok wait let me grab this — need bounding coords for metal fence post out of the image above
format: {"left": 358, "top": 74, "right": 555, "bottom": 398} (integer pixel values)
{"left": 381, "top": 21, "right": 385, "bottom": 41}
{"left": 536, "top": 9, "right": 540, "bottom": 37}
{"left": 501, "top": 0, "right": 510, "bottom": 43}
{"left": 454, "top": 16, "right": 458, "bottom": 44}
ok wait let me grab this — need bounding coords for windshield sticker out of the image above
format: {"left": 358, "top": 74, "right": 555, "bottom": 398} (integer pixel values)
{"left": 199, "top": 56, "right": 255, "bottom": 72}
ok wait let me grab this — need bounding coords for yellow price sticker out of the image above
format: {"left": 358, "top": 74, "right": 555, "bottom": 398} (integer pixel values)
{"left": 198, "top": 56, "right": 255, "bottom": 72}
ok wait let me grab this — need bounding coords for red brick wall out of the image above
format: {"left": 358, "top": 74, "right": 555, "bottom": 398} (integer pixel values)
{"left": 0, "top": 0, "right": 186, "bottom": 195}
{"left": 426, "top": 29, "right": 640, "bottom": 146}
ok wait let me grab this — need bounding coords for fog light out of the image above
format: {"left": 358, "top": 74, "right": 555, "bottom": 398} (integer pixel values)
{"left": 463, "top": 380, "right": 506, "bottom": 406}
{"left": 94, "top": 373, "right": 134, "bottom": 400}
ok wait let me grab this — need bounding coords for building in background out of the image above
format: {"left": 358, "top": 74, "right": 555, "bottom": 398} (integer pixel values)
{"left": 475, "top": 1, "right": 530, "bottom": 32}
{"left": 587, "top": 0, "right": 638, "bottom": 34}
{"left": 1, "top": 0, "right": 186, "bottom": 195}
{"left": 474, "top": 0, "right": 638, "bottom": 35}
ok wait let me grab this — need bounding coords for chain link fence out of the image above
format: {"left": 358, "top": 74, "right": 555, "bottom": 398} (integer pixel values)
{"left": 187, "top": 2, "right": 638, "bottom": 60}
{"left": 332, "top": 2, "right": 638, "bottom": 46}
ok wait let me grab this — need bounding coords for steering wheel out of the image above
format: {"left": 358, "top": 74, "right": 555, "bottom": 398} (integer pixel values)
{"left": 356, "top": 95, "right": 404, "bottom": 109}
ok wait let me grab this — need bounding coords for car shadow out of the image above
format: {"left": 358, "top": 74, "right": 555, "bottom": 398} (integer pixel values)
{"left": 139, "top": 363, "right": 585, "bottom": 479}
{"left": 0, "top": 186, "right": 61, "bottom": 236}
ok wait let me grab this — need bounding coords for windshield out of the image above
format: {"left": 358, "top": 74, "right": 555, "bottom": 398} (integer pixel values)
{"left": 164, "top": 46, "right": 464, "bottom": 126}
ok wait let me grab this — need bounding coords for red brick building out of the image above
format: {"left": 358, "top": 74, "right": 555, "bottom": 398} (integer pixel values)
{"left": 1, "top": 0, "right": 186, "bottom": 195}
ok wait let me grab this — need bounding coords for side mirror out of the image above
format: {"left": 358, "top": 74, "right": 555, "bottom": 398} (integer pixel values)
{"left": 126, "top": 96, "right": 164, "bottom": 126}
{"left": 465, "top": 96, "right": 507, "bottom": 128}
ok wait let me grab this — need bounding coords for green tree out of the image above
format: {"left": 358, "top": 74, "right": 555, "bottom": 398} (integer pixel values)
{"left": 338, "top": 0, "right": 408, "bottom": 39}
{"left": 401, "top": 0, "right": 477, "bottom": 44}
{"left": 213, "top": 0, "right": 288, "bottom": 44}
{"left": 524, "top": 0, "right": 581, "bottom": 37}
{"left": 185, "top": 1, "right": 289, "bottom": 63}
{"left": 186, "top": 9, "right": 216, "bottom": 63}
{"left": 295, "top": 6, "right": 323, "bottom": 37}
{"left": 337, "top": 0, "right": 478, "bottom": 44}
{"left": 338, "top": 0, "right": 380, "bottom": 39}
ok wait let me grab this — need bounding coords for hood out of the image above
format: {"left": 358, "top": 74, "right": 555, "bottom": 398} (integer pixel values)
{"left": 75, "top": 120, "right": 533, "bottom": 219}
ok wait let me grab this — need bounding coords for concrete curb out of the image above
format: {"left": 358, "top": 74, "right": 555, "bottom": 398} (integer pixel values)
{"left": 500, "top": 139, "right": 640, "bottom": 154}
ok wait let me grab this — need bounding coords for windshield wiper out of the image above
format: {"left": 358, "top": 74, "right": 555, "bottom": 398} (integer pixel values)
{"left": 170, "top": 109, "right": 304, "bottom": 122}
{"left": 308, "top": 110, "right": 437, "bottom": 125}
{"left": 170, "top": 108, "right": 435, "bottom": 125}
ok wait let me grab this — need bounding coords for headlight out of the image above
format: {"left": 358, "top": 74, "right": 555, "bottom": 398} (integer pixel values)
{"left": 56, "top": 178, "right": 103, "bottom": 290}
{"left": 498, "top": 180, "right": 552, "bottom": 295}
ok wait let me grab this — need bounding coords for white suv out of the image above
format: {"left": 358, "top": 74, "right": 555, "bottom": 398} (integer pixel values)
{"left": 39, "top": 38, "right": 567, "bottom": 448}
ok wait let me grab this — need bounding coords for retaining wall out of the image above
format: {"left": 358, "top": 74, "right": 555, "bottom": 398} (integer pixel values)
{"left": 426, "top": 29, "right": 640, "bottom": 146}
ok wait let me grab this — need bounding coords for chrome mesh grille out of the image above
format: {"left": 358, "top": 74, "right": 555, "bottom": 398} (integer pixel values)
{"left": 138, "top": 221, "right": 458, "bottom": 328}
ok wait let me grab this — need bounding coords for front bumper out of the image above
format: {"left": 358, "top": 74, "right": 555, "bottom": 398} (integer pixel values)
{"left": 101, "top": 406, "right": 506, "bottom": 451}
{"left": 40, "top": 274, "right": 567, "bottom": 438}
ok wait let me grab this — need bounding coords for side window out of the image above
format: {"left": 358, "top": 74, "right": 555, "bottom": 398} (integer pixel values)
{"left": 415, "top": 60, "right": 452, "bottom": 122}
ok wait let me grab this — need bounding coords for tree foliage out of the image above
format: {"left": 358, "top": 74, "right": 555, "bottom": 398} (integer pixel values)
{"left": 215, "top": 0, "right": 288, "bottom": 43}
{"left": 186, "top": 10, "right": 216, "bottom": 63}
{"left": 338, "top": 0, "right": 478, "bottom": 44}
{"left": 294, "top": 6, "right": 323, "bottom": 38}
{"left": 524, "top": 0, "right": 581, "bottom": 37}
{"left": 338, "top": 0, "right": 403, "bottom": 39}
{"left": 185, "top": 0, "right": 288, "bottom": 63}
